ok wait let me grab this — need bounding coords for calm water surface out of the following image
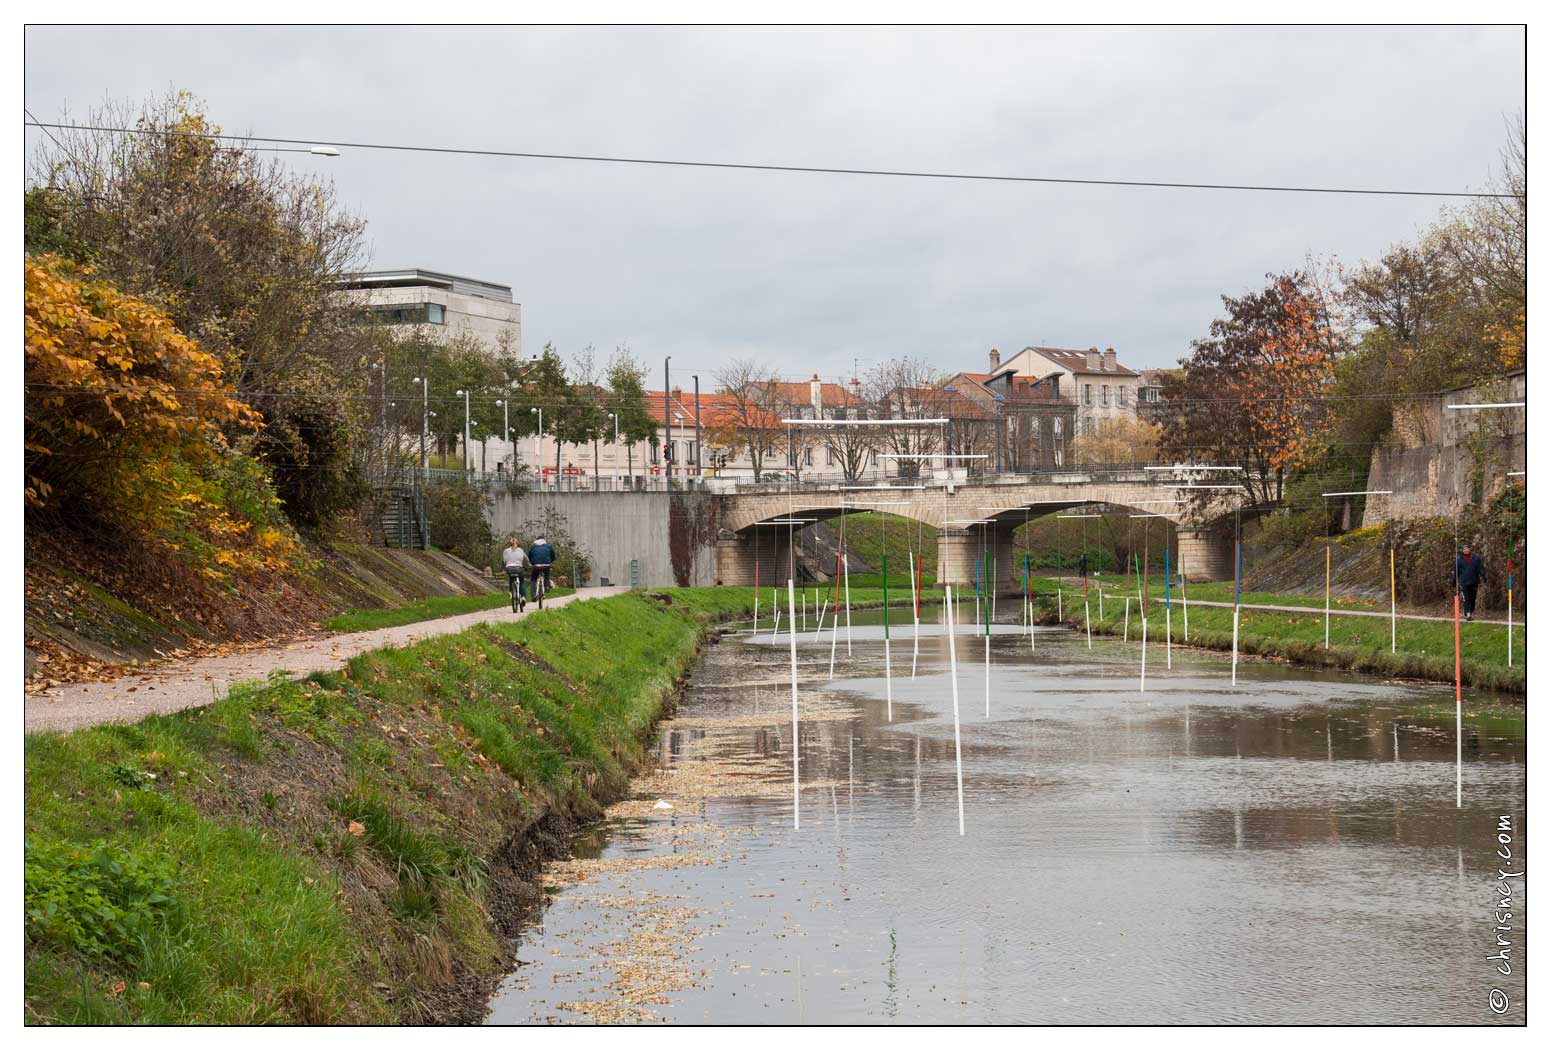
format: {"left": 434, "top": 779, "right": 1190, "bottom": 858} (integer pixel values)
{"left": 486, "top": 610, "right": 1527, "bottom": 1024}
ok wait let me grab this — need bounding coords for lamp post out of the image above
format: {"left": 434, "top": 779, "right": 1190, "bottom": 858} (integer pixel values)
{"left": 675, "top": 412, "right": 685, "bottom": 483}
{"left": 471, "top": 421, "right": 481, "bottom": 473}
{"left": 530, "top": 407, "right": 543, "bottom": 488}
{"left": 663, "top": 357, "right": 672, "bottom": 489}
{"left": 607, "top": 411, "right": 620, "bottom": 491}
{"left": 454, "top": 389, "right": 471, "bottom": 473}
{"left": 495, "top": 399, "right": 510, "bottom": 474}
{"left": 411, "top": 376, "right": 429, "bottom": 476}
{"left": 692, "top": 374, "right": 703, "bottom": 478}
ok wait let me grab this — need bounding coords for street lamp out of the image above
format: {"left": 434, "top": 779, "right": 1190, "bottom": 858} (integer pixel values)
{"left": 495, "top": 399, "right": 511, "bottom": 474}
{"left": 455, "top": 389, "right": 471, "bottom": 473}
{"left": 675, "top": 412, "right": 684, "bottom": 482}
{"left": 530, "top": 407, "right": 543, "bottom": 486}
{"left": 607, "top": 411, "right": 620, "bottom": 491}
{"left": 411, "top": 376, "right": 429, "bottom": 475}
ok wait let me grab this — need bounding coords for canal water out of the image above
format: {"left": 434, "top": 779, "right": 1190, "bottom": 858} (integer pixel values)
{"left": 485, "top": 609, "right": 1527, "bottom": 1024}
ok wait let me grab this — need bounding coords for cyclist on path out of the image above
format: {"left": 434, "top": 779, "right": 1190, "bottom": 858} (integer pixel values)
{"left": 502, "top": 536, "right": 530, "bottom": 611}
{"left": 528, "top": 535, "right": 556, "bottom": 598}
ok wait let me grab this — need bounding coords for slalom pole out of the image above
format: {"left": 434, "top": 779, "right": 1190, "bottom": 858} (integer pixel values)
{"left": 1506, "top": 544, "right": 1514, "bottom": 667}
{"left": 802, "top": 591, "right": 806, "bottom": 632}
{"left": 1124, "top": 596, "right": 1131, "bottom": 641}
{"left": 829, "top": 553, "right": 842, "bottom": 680}
{"left": 1140, "top": 546, "right": 1149, "bottom": 684}
{"left": 814, "top": 598, "right": 828, "bottom": 641}
{"left": 1140, "top": 604, "right": 1148, "bottom": 692}
{"left": 843, "top": 552, "right": 853, "bottom": 657}
{"left": 1057, "top": 586, "right": 1063, "bottom": 621}
{"left": 771, "top": 605, "right": 781, "bottom": 639}
{"left": 1389, "top": 547, "right": 1397, "bottom": 654}
{"left": 983, "top": 550, "right": 991, "bottom": 719}
{"left": 1181, "top": 544, "right": 1189, "bottom": 641}
{"left": 1165, "top": 545, "right": 1172, "bottom": 670}
{"left": 1084, "top": 598, "right": 1092, "bottom": 649}
{"left": 884, "top": 554, "right": 892, "bottom": 721}
{"left": 1324, "top": 544, "right": 1331, "bottom": 649}
{"left": 787, "top": 579, "right": 800, "bottom": 829}
{"left": 910, "top": 548, "right": 920, "bottom": 679}
{"left": 944, "top": 585, "right": 965, "bottom": 836}
{"left": 992, "top": 557, "right": 998, "bottom": 625}
{"left": 1231, "top": 540, "right": 1242, "bottom": 686}
{"left": 1454, "top": 591, "right": 1462, "bottom": 809}
{"left": 754, "top": 557, "right": 760, "bottom": 629}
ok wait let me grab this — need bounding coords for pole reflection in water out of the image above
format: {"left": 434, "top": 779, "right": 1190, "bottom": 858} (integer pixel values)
{"left": 486, "top": 607, "right": 1527, "bottom": 1026}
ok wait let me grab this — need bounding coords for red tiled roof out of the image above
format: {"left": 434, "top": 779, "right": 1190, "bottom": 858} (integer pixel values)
{"left": 752, "top": 379, "right": 863, "bottom": 409}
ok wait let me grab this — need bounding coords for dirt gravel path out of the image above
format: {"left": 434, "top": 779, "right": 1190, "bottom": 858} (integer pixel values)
{"left": 25, "top": 587, "right": 628, "bottom": 735}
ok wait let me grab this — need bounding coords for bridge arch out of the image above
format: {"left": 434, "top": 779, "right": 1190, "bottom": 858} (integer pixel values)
{"left": 714, "top": 476, "right": 1245, "bottom": 588}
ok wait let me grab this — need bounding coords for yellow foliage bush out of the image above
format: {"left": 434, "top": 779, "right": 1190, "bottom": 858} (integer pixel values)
{"left": 25, "top": 254, "right": 300, "bottom": 578}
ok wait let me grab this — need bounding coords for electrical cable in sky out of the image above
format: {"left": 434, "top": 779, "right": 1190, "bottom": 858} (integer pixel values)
{"left": 22, "top": 120, "right": 1515, "bottom": 200}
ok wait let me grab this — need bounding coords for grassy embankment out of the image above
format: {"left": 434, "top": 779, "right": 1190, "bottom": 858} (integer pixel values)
{"left": 320, "top": 587, "right": 575, "bottom": 633}
{"left": 24, "top": 587, "right": 771, "bottom": 1025}
{"left": 1040, "top": 586, "right": 1524, "bottom": 694}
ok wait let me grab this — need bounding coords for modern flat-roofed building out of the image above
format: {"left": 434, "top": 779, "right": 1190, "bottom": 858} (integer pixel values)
{"left": 335, "top": 268, "right": 522, "bottom": 352}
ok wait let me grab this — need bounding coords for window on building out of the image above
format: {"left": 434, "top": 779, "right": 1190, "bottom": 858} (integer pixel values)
{"left": 826, "top": 447, "right": 835, "bottom": 466}
{"left": 687, "top": 441, "right": 698, "bottom": 465}
{"left": 426, "top": 303, "right": 445, "bottom": 325}
{"left": 804, "top": 448, "right": 814, "bottom": 466}
{"left": 650, "top": 442, "right": 660, "bottom": 464}
{"left": 1102, "top": 385, "right": 1110, "bottom": 406}
{"left": 1118, "top": 385, "right": 1128, "bottom": 407}
{"left": 1083, "top": 384, "right": 1093, "bottom": 405}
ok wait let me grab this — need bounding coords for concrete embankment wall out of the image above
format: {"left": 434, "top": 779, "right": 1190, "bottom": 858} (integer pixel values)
{"left": 486, "top": 491, "right": 720, "bottom": 588}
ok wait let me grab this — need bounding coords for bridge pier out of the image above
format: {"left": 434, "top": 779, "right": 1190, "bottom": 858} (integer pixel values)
{"left": 935, "top": 526, "right": 1024, "bottom": 594}
{"left": 715, "top": 529, "right": 799, "bottom": 588}
{"left": 1177, "top": 527, "right": 1236, "bottom": 582}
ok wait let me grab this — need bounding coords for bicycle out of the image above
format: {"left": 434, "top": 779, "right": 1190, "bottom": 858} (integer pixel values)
{"left": 531, "top": 565, "right": 552, "bottom": 609}
{"left": 507, "top": 571, "right": 526, "bottom": 614}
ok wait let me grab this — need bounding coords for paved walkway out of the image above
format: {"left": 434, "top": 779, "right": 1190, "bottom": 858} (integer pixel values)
{"left": 25, "top": 587, "right": 627, "bottom": 734}
{"left": 1143, "top": 596, "right": 1515, "bottom": 627}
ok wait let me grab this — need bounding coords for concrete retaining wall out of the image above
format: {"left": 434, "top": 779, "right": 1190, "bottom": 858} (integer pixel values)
{"left": 486, "top": 491, "right": 721, "bottom": 588}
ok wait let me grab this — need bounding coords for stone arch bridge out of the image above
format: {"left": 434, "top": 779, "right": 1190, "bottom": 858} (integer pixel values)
{"left": 715, "top": 473, "right": 1247, "bottom": 592}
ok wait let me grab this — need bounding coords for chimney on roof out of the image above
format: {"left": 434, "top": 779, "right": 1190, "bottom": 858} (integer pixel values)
{"left": 671, "top": 385, "right": 681, "bottom": 396}
{"left": 810, "top": 374, "right": 822, "bottom": 415}
{"left": 1085, "top": 347, "right": 1101, "bottom": 371}
{"left": 1104, "top": 347, "right": 1117, "bottom": 371}
{"left": 848, "top": 375, "right": 861, "bottom": 398}
{"left": 989, "top": 347, "right": 1001, "bottom": 372}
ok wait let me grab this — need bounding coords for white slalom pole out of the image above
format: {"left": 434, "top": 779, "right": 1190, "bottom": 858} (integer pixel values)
{"left": 843, "top": 554, "right": 853, "bottom": 657}
{"left": 1166, "top": 607, "right": 1173, "bottom": 669}
{"left": 802, "top": 592, "right": 806, "bottom": 632}
{"left": 1057, "top": 587, "right": 1063, "bottom": 621}
{"left": 1231, "top": 608, "right": 1240, "bottom": 686}
{"left": 1182, "top": 574, "right": 1189, "bottom": 641}
{"left": 910, "top": 554, "right": 920, "bottom": 679}
{"left": 984, "top": 624, "right": 991, "bottom": 719}
{"left": 1140, "top": 614, "right": 1148, "bottom": 692}
{"left": 771, "top": 607, "right": 781, "bottom": 639}
{"left": 787, "top": 580, "right": 800, "bottom": 830}
{"left": 944, "top": 585, "right": 965, "bottom": 836}
{"left": 1508, "top": 593, "right": 1513, "bottom": 666}
{"left": 1124, "top": 597, "right": 1131, "bottom": 642}
{"left": 1099, "top": 588, "right": 1104, "bottom": 621}
{"left": 1084, "top": 600, "right": 1092, "bottom": 649}
{"left": 813, "top": 598, "right": 828, "bottom": 641}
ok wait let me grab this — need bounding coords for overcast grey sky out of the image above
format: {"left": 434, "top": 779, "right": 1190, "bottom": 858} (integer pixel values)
{"left": 24, "top": 25, "right": 1524, "bottom": 386}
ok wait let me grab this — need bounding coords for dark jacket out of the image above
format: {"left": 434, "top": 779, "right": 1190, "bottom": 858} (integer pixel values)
{"left": 1454, "top": 552, "right": 1484, "bottom": 588}
{"left": 528, "top": 542, "right": 556, "bottom": 567}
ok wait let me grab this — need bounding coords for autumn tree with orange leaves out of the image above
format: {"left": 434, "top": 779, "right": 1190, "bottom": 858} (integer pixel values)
{"left": 1159, "top": 272, "right": 1345, "bottom": 507}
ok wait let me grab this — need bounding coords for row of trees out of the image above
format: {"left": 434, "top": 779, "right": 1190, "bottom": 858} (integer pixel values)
{"left": 1158, "top": 115, "right": 1524, "bottom": 526}
{"left": 374, "top": 332, "right": 658, "bottom": 479}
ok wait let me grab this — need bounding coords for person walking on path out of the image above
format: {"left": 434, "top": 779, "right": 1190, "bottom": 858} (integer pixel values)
{"left": 1454, "top": 542, "right": 1484, "bottom": 621}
